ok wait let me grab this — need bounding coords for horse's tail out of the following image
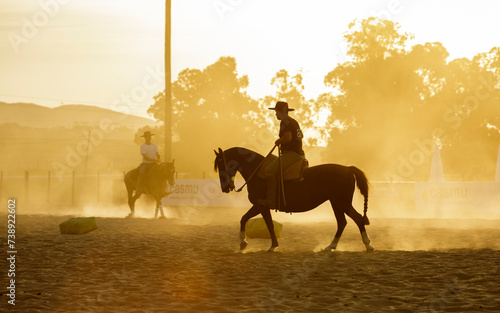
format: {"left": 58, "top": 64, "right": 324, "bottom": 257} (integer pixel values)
{"left": 349, "top": 166, "right": 370, "bottom": 225}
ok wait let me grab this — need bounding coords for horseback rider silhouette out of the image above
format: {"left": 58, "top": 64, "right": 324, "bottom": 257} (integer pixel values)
{"left": 257, "top": 101, "right": 305, "bottom": 209}
{"left": 136, "top": 131, "right": 160, "bottom": 194}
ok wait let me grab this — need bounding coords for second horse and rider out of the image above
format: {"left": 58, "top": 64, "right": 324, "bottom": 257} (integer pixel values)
{"left": 124, "top": 131, "right": 175, "bottom": 218}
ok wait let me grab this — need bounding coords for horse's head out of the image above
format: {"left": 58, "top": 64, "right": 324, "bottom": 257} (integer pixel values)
{"left": 160, "top": 160, "right": 176, "bottom": 187}
{"left": 214, "top": 147, "right": 235, "bottom": 193}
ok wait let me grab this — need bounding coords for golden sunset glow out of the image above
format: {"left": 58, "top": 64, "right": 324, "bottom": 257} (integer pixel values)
{"left": 1, "top": 1, "right": 500, "bottom": 312}
{"left": 2, "top": 0, "right": 500, "bottom": 116}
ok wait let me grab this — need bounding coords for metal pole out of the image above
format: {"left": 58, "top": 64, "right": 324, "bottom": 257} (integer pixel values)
{"left": 164, "top": 0, "right": 172, "bottom": 162}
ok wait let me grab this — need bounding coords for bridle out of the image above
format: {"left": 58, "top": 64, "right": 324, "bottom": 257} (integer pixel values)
{"left": 216, "top": 150, "right": 235, "bottom": 192}
{"left": 216, "top": 145, "right": 278, "bottom": 193}
{"left": 160, "top": 161, "right": 176, "bottom": 187}
{"left": 166, "top": 161, "right": 176, "bottom": 186}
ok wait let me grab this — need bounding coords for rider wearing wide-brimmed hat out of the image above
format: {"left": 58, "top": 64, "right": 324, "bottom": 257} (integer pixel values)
{"left": 137, "top": 131, "right": 161, "bottom": 194}
{"left": 258, "top": 101, "right": 305, "bottom": 209}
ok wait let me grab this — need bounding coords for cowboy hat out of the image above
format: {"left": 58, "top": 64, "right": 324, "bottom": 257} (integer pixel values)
{"left": 141, "top": 131, "right": 154, "bottom": 137}
{"left": 268, "top": 101, "right": 295, "bottom": 112}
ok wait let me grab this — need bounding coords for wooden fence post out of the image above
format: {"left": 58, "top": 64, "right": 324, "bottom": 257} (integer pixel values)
{"left": 0, "top": 170, "right": 3, "bottom": 202}
{"left": 97, "top": 171, "right": 100, "bottom": 204}
{"left": 47, "top": 170, "right": 51, "bottom": 204}
{"left": 72, "top": 170, "right": 76, "bottom": 205}
{"left": 25, "top": 170, "right": 29, "bottom": 204}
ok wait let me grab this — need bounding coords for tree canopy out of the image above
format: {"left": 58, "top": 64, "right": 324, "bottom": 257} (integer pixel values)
{"left": 141, "top": 18, "right": 500, "bottom": 180}
{"left": 142, "top": 56, "right": 262, "bottom": 176}
{"left": 322, "top": 17, "right": 499, "bottom": 181}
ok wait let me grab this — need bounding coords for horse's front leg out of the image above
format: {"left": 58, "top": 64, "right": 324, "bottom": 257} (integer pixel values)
{"left": 127, "top": 192, "right": 141, "bottom": 218}
{"left": 261, "top": 208, "right": 279, "bottom": 252}
{"left": 239, "top": 205, "right": 260, "bottom": 250}
{"left": 155, "top": 197, "right": 166, "bottom": 219}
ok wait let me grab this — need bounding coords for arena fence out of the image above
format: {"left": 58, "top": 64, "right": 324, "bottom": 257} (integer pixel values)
{"left": 1, "top": 170, "right": 499, "bottom": 218}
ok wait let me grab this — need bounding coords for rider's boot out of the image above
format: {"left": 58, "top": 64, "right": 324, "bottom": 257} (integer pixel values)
{"left": 257, "top": 175, "right": 278, "bottom": 210}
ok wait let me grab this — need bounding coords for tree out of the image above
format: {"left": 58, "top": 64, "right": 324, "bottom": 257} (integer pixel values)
{"left": 323, "top": 18, "right": 431, "bottom": 178}
{"left": 142, "top": 57, "right": 262, "bottom": 177}
{"left": 322, "top": 17, "right": 500, "bottom": 180}
{"left": 430, "top": 48, "right": 500, "bottom": 180}
{"left": 256, "top": 69, "right": 332, "bottom": 148}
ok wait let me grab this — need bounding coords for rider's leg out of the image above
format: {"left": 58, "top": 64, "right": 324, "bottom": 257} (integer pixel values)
{"left": 282, "top": 152, "right": 306, "bottom": 168}
{"left": 257, "top": 159, "right": 279, "bottom": 209}
{"left": 265, "top": 152, "right": 304, "bottom": 176}
{"left": 136, "top": 163, "right": 148, "bottom": 194}
{"left": 257, "top": 175, "right": 278, "bottom": 209}
{"left": 257, "top": 152, "right": 303, "bottom": 209}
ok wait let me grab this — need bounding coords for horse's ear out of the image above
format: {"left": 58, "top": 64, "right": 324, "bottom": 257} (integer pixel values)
{"left": 218, "top": 147, "right": 223, "bottom": 154}
{"left": 214, "top": 149, "right": 218, "bottom": 156}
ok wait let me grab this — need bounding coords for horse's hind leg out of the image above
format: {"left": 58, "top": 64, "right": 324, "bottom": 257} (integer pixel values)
{"left": 346, "top": 205, "right": 374, "bottom": 252}
{"left": 239, "top": 205, "right": 261, "bottom": 250}
{"left": 325, "top": 205, "right": 347, "bottom": 251}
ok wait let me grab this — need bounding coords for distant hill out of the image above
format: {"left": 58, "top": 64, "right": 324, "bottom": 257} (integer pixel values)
{"left": 0, "top": 102, "right": 158, "bottom": 129}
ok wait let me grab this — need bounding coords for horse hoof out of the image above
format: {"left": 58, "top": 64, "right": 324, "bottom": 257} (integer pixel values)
{"left": 126, "top": 213, "right": 134, "bottom": 218}
{"left": 240, "top": 241, "right": 248, "bottom": 250}
{"left": 267, "top": 246, "right": 278, "bottom": 252}
{"left": 158, "top": 216, "right": 167, "bottom": 220}
{"left": 366, "top": 245, "right": 375, "bottom": 252}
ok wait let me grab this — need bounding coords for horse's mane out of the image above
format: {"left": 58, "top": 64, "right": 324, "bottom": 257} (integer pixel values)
{"left": 214, "top": 147, "right": 265, "bottom": 173}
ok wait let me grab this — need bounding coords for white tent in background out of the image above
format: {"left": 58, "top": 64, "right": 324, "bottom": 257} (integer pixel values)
{"left": 429, "top": 146, "right": 445, "bottom": 182}
{"left": 495, "top": 145, "right": 500, "bottom": 182}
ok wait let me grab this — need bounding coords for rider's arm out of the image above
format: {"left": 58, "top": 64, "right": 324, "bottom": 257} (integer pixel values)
{"left": 155, "top": 152, "right": 161, "bottom": 162}
{"left": 275, "top": 131, "right": 292, "bottom": 146}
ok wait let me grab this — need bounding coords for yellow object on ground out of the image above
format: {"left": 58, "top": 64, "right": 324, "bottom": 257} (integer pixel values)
{"left": 59, "top": 217, "right": 98, "bottom": 234}
{"left": 245, "top": 218, "right": 283, "bottom": 239}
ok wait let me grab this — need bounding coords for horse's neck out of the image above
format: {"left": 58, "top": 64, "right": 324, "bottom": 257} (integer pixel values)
{"left": 227, "top": 148, "right": 263, "bottom": 182}
{"left": 152, "top": 164, "right": 167, "bottom": 178}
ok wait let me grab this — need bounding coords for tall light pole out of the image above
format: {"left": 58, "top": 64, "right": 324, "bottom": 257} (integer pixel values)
{"left": 164, "top": 0, "right": 172, "bottom": 162}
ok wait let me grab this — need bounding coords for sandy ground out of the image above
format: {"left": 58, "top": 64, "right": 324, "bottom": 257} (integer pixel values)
{"left": 1, "top": 208, "right": 500, "bottom": 313}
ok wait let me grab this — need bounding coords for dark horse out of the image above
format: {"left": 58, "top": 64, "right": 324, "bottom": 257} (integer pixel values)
{"left": 214, "top": 147, "right": 373, "bottom": 252}
{"left": 124, "top": 161, "right": 176, "bottom": 218}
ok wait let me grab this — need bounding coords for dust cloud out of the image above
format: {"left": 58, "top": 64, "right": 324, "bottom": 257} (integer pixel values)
{"left": 2, "top": 17, "right": 500, "bottom": 254}
{"left": 10, "top": 192, "right": 500, "bottom": 253}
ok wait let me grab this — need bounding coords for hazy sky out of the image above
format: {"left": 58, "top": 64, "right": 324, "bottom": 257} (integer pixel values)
{"left": 1, "top": 0, "right": 499, "bottom": 118}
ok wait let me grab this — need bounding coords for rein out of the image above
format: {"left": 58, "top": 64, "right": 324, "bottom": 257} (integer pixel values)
{"left": 235, "top": 145, "right": 277, "bottom": 192}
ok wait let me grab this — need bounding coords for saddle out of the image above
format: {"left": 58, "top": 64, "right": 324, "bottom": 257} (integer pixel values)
{"left": 257, "top": 155, "right": 309, "bottom": 182}
{"left": 137, "top": 163, "right": 157, "bottom": 178}
{"left": 146, "top": 163, "right": 158, "bottom": 177}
